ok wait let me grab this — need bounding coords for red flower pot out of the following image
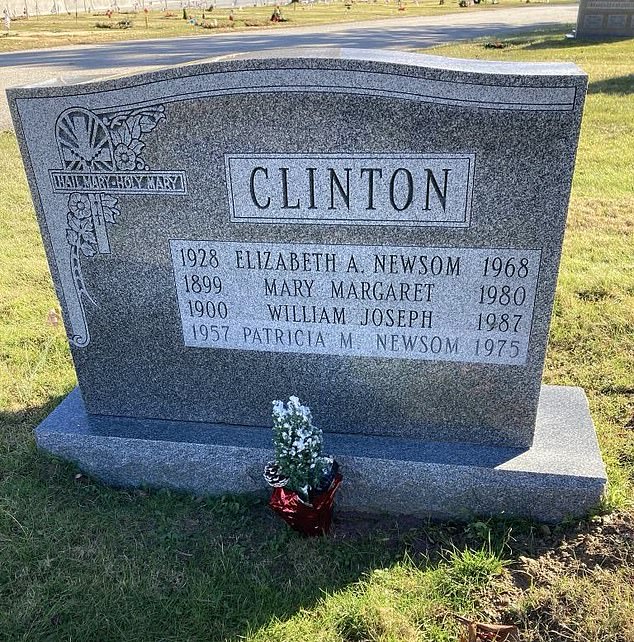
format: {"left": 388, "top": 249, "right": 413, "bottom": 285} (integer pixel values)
{"left": 269, "top": 473, "right": 343, "bottom": 536}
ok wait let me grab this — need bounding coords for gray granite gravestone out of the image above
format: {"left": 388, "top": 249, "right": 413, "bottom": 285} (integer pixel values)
{"left": 576, "top": 0, "right": 634, "bottom": 37}
{"left": 9, "top": 49, "right": 606, "bottom": 521}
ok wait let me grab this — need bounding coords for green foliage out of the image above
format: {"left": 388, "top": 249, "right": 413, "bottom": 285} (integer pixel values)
{"left": 271, "top": 396, "right": 331, "bottom": 499}
{"left": 439, "top": 547, "right": 506, "bottom": 605}
{"left": 250, "top": 553, "right": 505, "bottom": 641}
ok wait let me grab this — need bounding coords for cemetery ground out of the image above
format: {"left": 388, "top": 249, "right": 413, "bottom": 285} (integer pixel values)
{"left": 0, "top": 0, "right": 577, "bottom": 53}
{"left": 0, "top": 30, "right": 633, "bottom": 642}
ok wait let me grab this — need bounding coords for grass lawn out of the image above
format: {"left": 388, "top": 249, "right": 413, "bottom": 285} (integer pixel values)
{"left": 1, "top": 30, "right": 633, "bottom": 642}
{"left": 0, "top": 0, "right": 576, "bottom": 53}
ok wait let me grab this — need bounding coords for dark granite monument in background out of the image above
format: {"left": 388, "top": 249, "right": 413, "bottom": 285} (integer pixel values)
{"left": 8, "top": 49, "right": 606, "bottom": 521}
{"left": 576, "top": 0, "right": 634, "bottom": 38}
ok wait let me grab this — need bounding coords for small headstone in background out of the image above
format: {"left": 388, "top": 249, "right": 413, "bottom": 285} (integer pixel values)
{"left": 576, "top": 0, "right": 634, "bottom": 37}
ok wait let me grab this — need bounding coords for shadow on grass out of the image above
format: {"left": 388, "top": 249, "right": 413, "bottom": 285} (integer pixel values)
{"left": 518, "top": 35, "right": 603, "bottom": 49}
{"left": 573, "top": 35, "right": 634, "bottom": 45}
{"left": 472, "top": 29, "right": 614, "bottom": 52}
{"left": 588, "top": 74, "right": 634, "bottom": 95}
{"left": 0, "top": 391, "right": 68, "bottom": 429}
{"left": 513, "top": 33, "right": 634, "bottom": 51}
{"left": 0, "top": 395, "right": 616, "bottom": 641}
{"left": 0, "top": 396, "right": 421, "bottom": 641}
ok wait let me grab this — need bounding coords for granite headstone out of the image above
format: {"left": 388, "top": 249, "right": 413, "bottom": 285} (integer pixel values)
{"left": 576, "top": 0, "right": 634, "bottom": 37}
{"left": 9, "top": 49, "right": 606, "bottom": 521}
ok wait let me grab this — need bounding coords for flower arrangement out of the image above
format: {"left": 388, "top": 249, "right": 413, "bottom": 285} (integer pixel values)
{"left": 267, "top": 396, "right": 332, "bottom": 500}
{"left": 264, "top": 396, "right": 342, "bottom": 535}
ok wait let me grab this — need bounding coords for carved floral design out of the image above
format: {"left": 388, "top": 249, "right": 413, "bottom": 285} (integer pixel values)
{"left": 66, "top": 209, "right": 97, "bottom": 257}
{"left": 56, "top": 104, "right": 166, "bottom": 347}
{"left": 68, "top": 193, "right": 91, "bottom": 217}
{"left": 102, "top": 105, "right": 166, "bottom": 171}
{"left": 65, "top": 193, "right": 120, "bottom": 257}
{"left": 113, "top": 143, "right": 137, "bottom": 171}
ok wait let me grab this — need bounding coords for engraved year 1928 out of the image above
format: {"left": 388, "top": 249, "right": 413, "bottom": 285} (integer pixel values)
{"left": 178, "top": 247, "right": 220, "bottom": 268}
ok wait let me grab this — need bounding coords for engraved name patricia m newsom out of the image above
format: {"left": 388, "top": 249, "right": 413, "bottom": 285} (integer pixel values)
{"left": 170, "top": 241, "right": 541, "bottom": 366}
{"left": 225, "top": 153, "right": 475, "bottom": 227}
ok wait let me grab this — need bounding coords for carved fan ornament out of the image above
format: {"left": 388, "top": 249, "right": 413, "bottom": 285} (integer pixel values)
{"left": 53, "top": 104, "right": 185, "bottom": 347}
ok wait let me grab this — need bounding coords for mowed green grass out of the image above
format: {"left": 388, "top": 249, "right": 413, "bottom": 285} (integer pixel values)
{"left": 0, "top": 0, "right": 572, "bottom": 53}
{"left": 431, "top": 32, "right": 634, "bottom": 510}
{"left": 1, "top": 31, "right": 633, "bottom": 642}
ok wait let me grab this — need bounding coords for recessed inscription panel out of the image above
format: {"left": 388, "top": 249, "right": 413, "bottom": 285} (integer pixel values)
{"left": 225, "top": 154, "right": 475, "bottom": 227}
{"left": 577, "top": 0, "right": 634, "bottom": 35}
{"left": 584, "top": 14, "right": 606, "bottom": 27}
{"left": 587, "top": 0, "right": 631, "bottom": 6}
{"left": 50, "top": 171, "right": 187, "bottom": 195}
{"left": 170, "top": 241, "right": 540, "bottom": 365}
{"left": 607, "top": 13, "right": 628, "bottom": 26}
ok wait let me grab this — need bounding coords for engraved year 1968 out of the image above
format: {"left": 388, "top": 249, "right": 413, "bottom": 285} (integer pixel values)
{"left": 482, "top": 256, "right": 530, "bottom": 278}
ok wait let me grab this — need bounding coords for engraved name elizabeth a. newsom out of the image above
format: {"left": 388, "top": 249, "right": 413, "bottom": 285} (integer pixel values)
{"left": 225, "top": 153, "right": 475, "bottom": 227}
{"left": 49, "top": 105, "right": 187, "bottom": 347}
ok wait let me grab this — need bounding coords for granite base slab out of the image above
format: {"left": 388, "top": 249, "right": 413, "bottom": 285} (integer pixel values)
{"left": 35, "top": 385, "right": 606, "bottom": 523}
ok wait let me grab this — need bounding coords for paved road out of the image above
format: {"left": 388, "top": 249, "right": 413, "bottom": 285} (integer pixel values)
{"left": 0, "top": 4, "right": 577, "bottom": 129}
